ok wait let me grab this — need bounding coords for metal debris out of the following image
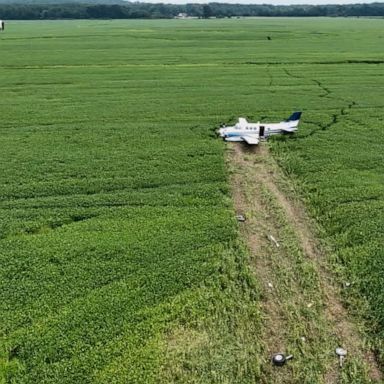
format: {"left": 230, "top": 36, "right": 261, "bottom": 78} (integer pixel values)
{"left": 335, "top": 347, "right": 347, "bottom": 367}
{"left": 272, "top": 353, "right": 293, "bottom": 367}
{"left": 236, "top": 214, "right": 246, "bottom": 222}
{"left": 267, "top": 234, "right": 280, "bottom": 247}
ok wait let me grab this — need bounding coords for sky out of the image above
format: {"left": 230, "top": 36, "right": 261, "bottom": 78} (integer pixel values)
{"left": 142, "top": 0, "right": 380, "bottom": 4}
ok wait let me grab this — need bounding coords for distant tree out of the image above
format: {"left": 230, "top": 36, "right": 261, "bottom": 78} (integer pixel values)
{"left": 202, "top": 4, "right": 213, "bottom": 19}
{"left": 1, "top": 2, "right": 384, "bottom": 20}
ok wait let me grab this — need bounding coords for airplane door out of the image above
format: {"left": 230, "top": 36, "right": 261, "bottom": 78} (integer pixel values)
{"left": 259, "top": 126, "right": 265, "bottom": 137}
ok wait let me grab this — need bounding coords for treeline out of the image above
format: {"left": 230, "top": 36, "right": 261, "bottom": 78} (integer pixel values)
{"left": 1, "top": 2, "right": 384, "bottom": 20}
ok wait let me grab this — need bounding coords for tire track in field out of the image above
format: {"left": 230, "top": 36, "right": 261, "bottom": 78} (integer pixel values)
{"left": 266, "top": 64, "right": 274, "bottom": 87}
{"left": 228, "top": 143, "right": 382, "bottom": 383}
{"left": 245, "top": 60, "right": 384, "bottom": 66}
{"left": 2, "top": 59, "right": 384, "bottom": 70}
{"left": 283, "top": 68, "right": 356, "bottom": 138}
{"left": 302, "top": 101, "right": 356, "bottom": 138}
{"left": 284, "top": 68, "right": 331, "bottom": 99}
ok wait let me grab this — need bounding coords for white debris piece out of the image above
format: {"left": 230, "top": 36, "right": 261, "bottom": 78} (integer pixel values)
{"left": 236, "top": 214, "right": 246, "bottom": 222}
{"left": 336, "top": 347, "right": 347, "bottom": 367}
{"left": 268, "top": 234, "right": 280, "bottom": 247}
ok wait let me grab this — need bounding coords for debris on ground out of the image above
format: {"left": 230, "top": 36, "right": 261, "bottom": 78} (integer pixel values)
{"left": 272, "top": 353, "right": 293, "bottom": 366}
{"left": 236, "top": 214, "right": 246, "bottom": 222}
{"left": 267, "top": 234, "right": 280, "bottom": 247}
{"left": 336, "top": 347, "right": 347, "bottom": 367}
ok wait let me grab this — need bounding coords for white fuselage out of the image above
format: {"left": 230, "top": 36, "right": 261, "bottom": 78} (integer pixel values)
{"left": 218, "top": 118, "right": 299, "bottom": 142}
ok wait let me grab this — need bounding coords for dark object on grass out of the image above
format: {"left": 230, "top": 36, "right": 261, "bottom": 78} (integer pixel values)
{"left": 267, "top": 36, "right": 271, "bottom": 40}
{"left": 272, "top": 353, "right": 293, "bottom": 366}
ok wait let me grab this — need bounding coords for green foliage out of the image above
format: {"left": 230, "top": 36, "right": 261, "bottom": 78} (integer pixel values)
{"left": 1, "top": 18, "right": 383, "bottom": 382}
{"left": 0, "top": 19, "right": 266, "bottom": 384}
{"left": 269, "top": 48, "right": 384, "bottom": 364}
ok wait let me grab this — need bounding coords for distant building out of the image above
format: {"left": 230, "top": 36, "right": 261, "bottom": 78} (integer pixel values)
{"left": 174, "top": 13, "right": 188, "bottom": 19}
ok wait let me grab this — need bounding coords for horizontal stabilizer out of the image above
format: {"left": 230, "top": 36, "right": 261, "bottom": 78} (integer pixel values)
{"left": 281, "top": 127, "right": 297, "bottom": 133}
{"left": 241, "top": 135, "right": 259, "bottom": 145}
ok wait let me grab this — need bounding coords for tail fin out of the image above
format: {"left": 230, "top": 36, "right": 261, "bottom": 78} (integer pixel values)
{"left": 237, "top": 117, "right": 248, "bottom": 127}
{"left": 286, "top": 112, "right": 302, "bottom": 122}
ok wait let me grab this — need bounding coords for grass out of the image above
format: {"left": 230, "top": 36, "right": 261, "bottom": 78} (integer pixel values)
{"left": 229, "top": 143, "right": 378, "bottom": 383}
{"left": 269, "top": 61, "right": 384, "bottom": 360}
{"left": 0, "top": 18, "right": 383, "bottom": 383}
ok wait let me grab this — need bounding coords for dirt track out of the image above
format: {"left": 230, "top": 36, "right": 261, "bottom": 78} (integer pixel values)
{"left": 228, "top": 142, "right": 382, "bottom": 383}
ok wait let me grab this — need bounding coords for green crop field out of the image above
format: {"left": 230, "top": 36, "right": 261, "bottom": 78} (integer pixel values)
{"left": 0, "top": 18, "right": 383, "bottom": 383}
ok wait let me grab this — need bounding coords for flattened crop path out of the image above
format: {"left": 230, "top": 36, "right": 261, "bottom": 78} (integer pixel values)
{"left": 228, "top": 143, "right": 382, "bottom": 383}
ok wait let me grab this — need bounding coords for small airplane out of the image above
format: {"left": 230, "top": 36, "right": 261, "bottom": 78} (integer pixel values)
{"left": 218, "top": 112, "right": 302, "bottom": 145}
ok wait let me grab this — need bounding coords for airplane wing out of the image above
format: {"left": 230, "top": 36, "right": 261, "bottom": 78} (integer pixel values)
{"left": 241, "top": 135, "right": 259, "bottom": 145}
